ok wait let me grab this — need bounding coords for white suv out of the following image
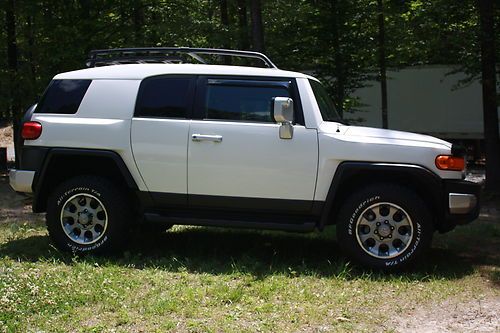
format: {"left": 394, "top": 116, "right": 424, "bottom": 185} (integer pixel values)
{"left": 9, "top": 48, "right": 479, "bottom": 269}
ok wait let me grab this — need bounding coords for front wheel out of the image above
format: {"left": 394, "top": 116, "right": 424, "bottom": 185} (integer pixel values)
{"left": 46, "top": 176, "right": 132, "bottom": 254}
{"left": 336, "top": 184, "right": 434, "bottom": 269}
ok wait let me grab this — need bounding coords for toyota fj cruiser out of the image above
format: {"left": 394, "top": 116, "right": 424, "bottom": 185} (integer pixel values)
{"left": 9, "top": 48, "right": 480, "bottom": 269}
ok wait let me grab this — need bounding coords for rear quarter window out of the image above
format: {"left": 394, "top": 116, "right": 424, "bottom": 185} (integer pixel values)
{"left": 35, "top": 79, "right": 92, "bottom": 114}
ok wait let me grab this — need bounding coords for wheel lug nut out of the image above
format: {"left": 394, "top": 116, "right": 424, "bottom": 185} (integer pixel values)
{"left": 380, "top": 237, "right": 384, "bottom": 240}
{"left": 384, "top": 220, "right": 389, "bottom": 224}
{"left": 388, "top": 235, "right": 392, "bottom": 238}
{"left": 390, "top": 226, "right": 395, "bottom": 230}
{"left": 374, "top": 230, "right": 378, "bottom": 234}
{"left": 376, "top": 222, "right": 381, "bottom": 226}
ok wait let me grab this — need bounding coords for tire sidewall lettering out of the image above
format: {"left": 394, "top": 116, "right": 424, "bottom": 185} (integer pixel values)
{"left": 66, "top": 235, "right": 108, "bottom": 253}
{"left": 56, "top": 187, "right": 102, "bottom": 207}
{"left": 384, "top": 222, "right": 422, "bottom": 266}
{"left": 347, "top": 195, "right": 380, "bottom": 236}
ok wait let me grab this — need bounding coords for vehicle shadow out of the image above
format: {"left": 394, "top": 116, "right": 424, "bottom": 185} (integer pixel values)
{"left": 0, "top": 225, "right": 493, "bottom": 282}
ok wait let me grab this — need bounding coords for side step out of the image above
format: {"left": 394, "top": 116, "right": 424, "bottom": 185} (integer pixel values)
{"left": 144, "top": 212, "right": 317, "bottom": 232}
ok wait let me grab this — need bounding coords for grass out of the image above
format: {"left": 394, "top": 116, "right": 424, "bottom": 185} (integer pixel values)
{"left": 0, "top": 179, "right": 499, "bottom": 332}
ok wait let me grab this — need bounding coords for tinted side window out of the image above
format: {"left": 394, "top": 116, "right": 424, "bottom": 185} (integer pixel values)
{"left": 35, "top": 79, "right": 91, "bottom": 114}
{"left": 205, "top": 81, "right": 290, "bottom": 122}
{"left": 136, "top": 77, "right": 193, "bottom": 118}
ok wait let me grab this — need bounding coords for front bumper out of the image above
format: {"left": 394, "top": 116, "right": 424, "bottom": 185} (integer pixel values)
{"left": 449, "top": 193, "right": 477, "bottom": 214}
{"left": 439, "top": 179, "right": 481, "bottom": 232}
{"left": 9, "top": 169, "right": 35, "bottom": 193}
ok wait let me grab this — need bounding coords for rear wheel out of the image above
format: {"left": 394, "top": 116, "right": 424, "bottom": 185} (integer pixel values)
{"left": 46, "top": 176, "right": 132, "bottom": 254}
{"left": 336, "top": 184, "right": 434, "bottom": 269}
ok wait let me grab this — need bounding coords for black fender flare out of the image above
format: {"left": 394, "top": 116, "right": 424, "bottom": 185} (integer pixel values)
{"left": 32, "top": 148, "right": 138, "bottom": 212}
{"left": 319, "top": 161, "right": 444, "bottom": 229}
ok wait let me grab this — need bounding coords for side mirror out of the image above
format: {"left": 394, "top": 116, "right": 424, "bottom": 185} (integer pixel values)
{"left": 272, "top": 97, "right": 294, "bottom": 123}
{"left": 272, "top": 97, "right": 294, "bottom": 139}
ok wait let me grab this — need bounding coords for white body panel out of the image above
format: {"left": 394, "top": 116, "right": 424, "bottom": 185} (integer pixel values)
{"left": 131, "top": 118, "right": 190, "bottom": 193}
{"left": 314, "top": 123, "right": 459, "bottom": 201}
{"left": 187, "top": 120, "right": 319, "bottom": 200}
{"left": 77, "top": 80, "right": 141, "bottom": 119}
{"left": 26, "top": 80, "right": 147, "bottom": 191}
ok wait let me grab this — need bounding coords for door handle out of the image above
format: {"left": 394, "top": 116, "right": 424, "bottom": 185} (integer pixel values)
{"left": 192, "top": 134, "right": 223, "bottom": 143}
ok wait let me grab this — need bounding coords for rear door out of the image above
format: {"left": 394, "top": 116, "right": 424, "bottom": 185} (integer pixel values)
{"left": 187, "top": 77, "right": 319, "bottom": 213}
{"left": 131, "top": 75, "right": 195, "bottom": 206}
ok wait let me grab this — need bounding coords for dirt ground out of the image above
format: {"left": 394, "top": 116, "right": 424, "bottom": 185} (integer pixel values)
{"left": 0, "top": 175, "right": 37, "bottom": 223}
{"left": 0, "top": 124, "right": 13, "bottom": 147}
{"left": 0, "top": 125, "right": 14, "bottom": 162}
{"left": 397, "top": 297, "right": 499, "bottom": 333}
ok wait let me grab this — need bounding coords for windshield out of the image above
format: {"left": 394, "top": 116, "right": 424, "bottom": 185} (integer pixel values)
{"left": 309, "top": 79, "right": 342, "bottom": 123}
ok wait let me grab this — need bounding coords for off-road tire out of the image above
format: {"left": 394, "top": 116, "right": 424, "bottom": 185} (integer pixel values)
{"left": 46, "top": 176, "right": 132, "bottom": 254}
{"left": 336, "top": 183, "right": 434, "bottom": 269}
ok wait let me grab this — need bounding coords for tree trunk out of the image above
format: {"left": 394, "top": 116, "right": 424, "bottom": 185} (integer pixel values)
{"left": 6, "top": 0, "right": 18, "bottom": 95}
{"left": 331, "top": 0, "right": 344, "bottom": 118}
{"left": 79, "top": 0, "right": 91, "bottom": 52}
{"left": 207, "top": 0, "right": 214, "bottom": 21}
{"left": 250, "top": 0, "right": 264, "bottom": 53}
{"left": 477, "top": 0, "right": 500, "bottom": 191}
{"left": 220, "top": 0, "right": 229, "bottom": 27}
{"left": 377, "top": 0, "right": 388, "bottom": 129}
{"left": 133, "top": 0, "right": 145, "bottom": 46}
{"left": 219, "top": 0, "right": 231, "bottom": 64}
{"left": 27, "top": 15, "right": 37, "bottom": 82}
{"left": 80, "top": 0, "right": 90, "bottom": 18}
{"left": 6, "top": 0, "right": 21, "bottom": 168}
{"left": 237, "top": 0, "right": 250, "bottom": 50}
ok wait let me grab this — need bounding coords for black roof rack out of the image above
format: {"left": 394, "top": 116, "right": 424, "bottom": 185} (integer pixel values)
{"left": 86, "top": 47, "right": 278, "bottom": 69}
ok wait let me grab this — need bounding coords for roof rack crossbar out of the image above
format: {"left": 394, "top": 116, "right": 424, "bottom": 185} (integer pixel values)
{"left": 86, "top": 47, "right": 278, "bottom": 69}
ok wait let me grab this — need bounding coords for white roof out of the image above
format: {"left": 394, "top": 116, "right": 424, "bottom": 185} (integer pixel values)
{"left": 54, "top": 64, "right": 312, "bottom": 80}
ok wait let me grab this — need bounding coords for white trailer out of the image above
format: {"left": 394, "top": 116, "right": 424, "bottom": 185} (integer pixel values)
{"left": 350, "top": 66, "right": 499, "bottom": 142}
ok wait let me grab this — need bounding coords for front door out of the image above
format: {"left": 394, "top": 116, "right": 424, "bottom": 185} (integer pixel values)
{"left": 188, "top": 77, "right": 318, "bottom": 213}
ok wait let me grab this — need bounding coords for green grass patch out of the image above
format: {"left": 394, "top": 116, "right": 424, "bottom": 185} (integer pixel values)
{"left": 1, "top": 213, "right": 499, "bottom": 332}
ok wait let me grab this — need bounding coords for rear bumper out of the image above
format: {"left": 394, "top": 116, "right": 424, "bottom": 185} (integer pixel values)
{"left": 9, "top": 169, "right": 35, "bottom": 193}
{"left": 439, "top": 179, "right": 481, "bottom": 232}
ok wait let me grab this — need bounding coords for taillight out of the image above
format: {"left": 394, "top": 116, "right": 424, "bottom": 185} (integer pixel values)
{"left": 21, "top": 121, "right": 42, "bottom": 140}
{"left": 435, "top": 155, "right": 465, "bottom": 171}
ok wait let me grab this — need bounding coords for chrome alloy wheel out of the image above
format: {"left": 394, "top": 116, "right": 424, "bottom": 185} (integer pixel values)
{"left": 355, "top": 202, "right": 413, "bottom": 259}
{"left": 60, "top": 193, "right": 108, "bottom": 245}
